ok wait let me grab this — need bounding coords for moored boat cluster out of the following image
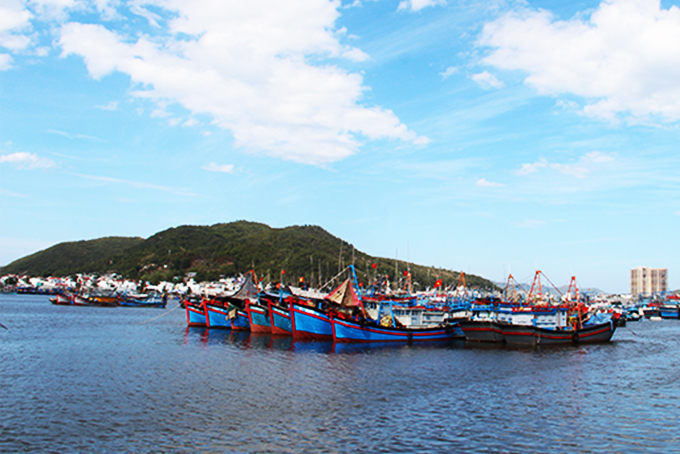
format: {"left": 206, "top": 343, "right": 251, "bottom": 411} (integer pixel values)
{"left": 183, "top": 267, "right": 626, "bottom": 346}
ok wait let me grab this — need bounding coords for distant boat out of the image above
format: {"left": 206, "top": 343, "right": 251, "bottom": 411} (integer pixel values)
{"left": 118, "top": 292, "right": 167, "bottom": 308}
{"left": 50, "top": 292, "right": 74, "bottom": 305}
{"left": 659, "top": 304, "right": 680, "bottom": 319}
{"left": 460, "top": 273, "right": 618, "bottom": 346}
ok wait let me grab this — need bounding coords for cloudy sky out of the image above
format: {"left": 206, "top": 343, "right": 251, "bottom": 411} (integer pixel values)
{"left": 1, "top": 0, "right": 679, "bottom": 292}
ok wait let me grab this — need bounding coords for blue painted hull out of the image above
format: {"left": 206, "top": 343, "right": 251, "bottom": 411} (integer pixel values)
{"left": 247, "top": 303, "right": 271, "bottom": 333}
{"left": 119, "top": 297, "right": 166, "bottom": 308}
{"left": 205, "top": 304, "right": 231, "bottom": 329}
{"left": 332, "top": 317, "right": 462, "bottom": 343}
{"left": 291, "top": 303, "right": 332, "bottom": 340}
{"left": 231, "top": 310, "right": 250, "bottom": 331}
{"left": 269, "top": 302, "right": 292, "bottom": 335}
{"left": 186, "top": 304, "right": 206, "bottom": 327}
{"left": 660, "top": 306, "right": 680, "bottom": 319}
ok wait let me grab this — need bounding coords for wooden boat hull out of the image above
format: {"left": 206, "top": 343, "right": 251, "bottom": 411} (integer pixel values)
{"left": 459, "top": 320, "right": 505, "bottom": 343}
{"left": 268, "top": 301, "right": 293, "bottom": 335}
{"left": 205, "top": 304, "right": 231, "bottom": 329}
{"left": 331, "top": 317, "right": 462, "bottom": 343}
{"left": 247, "top": 302, "right": 271, "bottom": 333}
{"left": 498, "top": 322, "right": 535, "bottom": 345}
{"left": 186, "top": 303, "right": 207, "bottom": 327}
{"left": 534, "top": 321, "right": 616, "bottom": 345}
{"left": 290, "top": 302, "right": 332, "bottom": 341}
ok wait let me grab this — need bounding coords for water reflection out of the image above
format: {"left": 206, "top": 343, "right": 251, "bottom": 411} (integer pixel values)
{"left": 182, "top": 329, "right": 466, "bottom": 355}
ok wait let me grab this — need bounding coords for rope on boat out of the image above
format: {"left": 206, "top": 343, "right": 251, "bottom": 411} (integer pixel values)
{"left": 136, "top": 303, "right": 181, "bottom": 326}
{"left": 318, "top": 265, "right": 353, "bottom": 292}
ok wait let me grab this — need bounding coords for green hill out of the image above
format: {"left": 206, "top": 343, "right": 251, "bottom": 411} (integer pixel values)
{"left": 1, "top": 236, "right": 144, "bottom": 277}
{"left": 1, "top": 221, "right": 498, "bottom": 291}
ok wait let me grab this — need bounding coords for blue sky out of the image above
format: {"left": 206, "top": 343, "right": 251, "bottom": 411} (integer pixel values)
{"left": 1, "top": 0, "right": 679, "bottom": 293}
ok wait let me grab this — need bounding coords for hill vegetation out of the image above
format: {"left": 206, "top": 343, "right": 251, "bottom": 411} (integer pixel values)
{"left": 2, "top": 221, "right": 498, "bottom": 291}
{"left": 2, "top": 237, "right": 144, "bottom": 277}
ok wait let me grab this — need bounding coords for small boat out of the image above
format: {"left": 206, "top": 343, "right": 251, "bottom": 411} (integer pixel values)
{"left": 659, "top": 304, "right": 680, "bottom": 319}
{"left": 118, "top": 292, "right": 167, "bottom": 308}
{"left": 50, "top": 292, "right": 74, "bottom": 305}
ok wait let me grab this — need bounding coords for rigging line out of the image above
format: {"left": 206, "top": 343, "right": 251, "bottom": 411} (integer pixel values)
{"left": 540, "top": 272, "right": 564, "bottom": 297}
{"left": 136, "top": 303, "right": 181, "bottom": 326}
{"left": 318, "top": 265, "right": 352, "bottom": 292}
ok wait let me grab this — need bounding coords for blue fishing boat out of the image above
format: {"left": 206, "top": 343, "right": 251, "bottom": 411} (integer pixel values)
{"left": 231, "top": 309, "right": 250, "bottom": 331}
{"left": 185, "top": 299, "right": 207, "bottom": 327}
{"left": 205, "top": 302, "right": 231, "bottom": 329}
{"left": 118, "top": 292, "right": 167, "bottom": 308}
{"left": 659, "top": 304, "right": 680, "bottom": 319}
{"left": 267, "top": 297, "right": 293, "bottom": 335}
{"left": 331, "top": 316, "right": 461, "bottom": 343}
{"left": 290, "top": 301, "right": 333, "bottom": 340}
{"left": 246, "top": 301, "right": 271, "bottom": 333}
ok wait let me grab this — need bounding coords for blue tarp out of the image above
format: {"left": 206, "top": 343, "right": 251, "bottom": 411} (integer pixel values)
{"left": 583, "top": 312, "right": 613, "bottom": 326}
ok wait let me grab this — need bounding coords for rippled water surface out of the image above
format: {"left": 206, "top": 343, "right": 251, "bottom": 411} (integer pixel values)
{"left": 1, "top": 294, "right": 679, "bottom": 453}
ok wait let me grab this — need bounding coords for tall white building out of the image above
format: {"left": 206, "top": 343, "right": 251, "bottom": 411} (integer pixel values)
{"left": 631, "top": 267, "right": 668, "bottom": 296}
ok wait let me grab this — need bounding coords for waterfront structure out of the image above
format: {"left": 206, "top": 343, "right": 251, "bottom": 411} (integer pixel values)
{"left": 630, "top": 267, "right": 667, "bottom": 296}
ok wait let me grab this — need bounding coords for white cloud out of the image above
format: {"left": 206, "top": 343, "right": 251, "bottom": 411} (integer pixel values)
{"left": 183, "top": 117, "right": 199, "bottom": 127}
{"left": 516, "top": 152, "right": 616, "bottom": 179}
{"left": 480, "top": 0, "right": 680, "bottom": 123}
{"left": 202, "top": 163, "right": 234, "bottom": 173}
{"left": 516, "top": 158, "right": 548, "bottom": 176}
{"left": 440, "top": 66, "right": 458, "bottom": 80}
{"left": 0, "top": 0, "right": 33, "bottom": 51}
{"left": 475, "top": 178, "right": 504, "bottom": 187}
{"left": 398, "top": 0, "right": 446, "bottom": 12}
{"left": 0, "top": 152, "right": 56, "bottom": 169}
{"left": 0, "top": 53, "right": 12, "bottom": 70}
{"left": 95, "top": 101, "right": 118, "bottom": 111}
{"left": 58, "top": 1, "right": 426, "bottom": 165}
{"left": 471, "top": 70, "right": 504, "bottom": 89}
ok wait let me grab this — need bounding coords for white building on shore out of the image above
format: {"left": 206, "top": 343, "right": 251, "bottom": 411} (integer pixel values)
{"left": 630, "top": 267, "right": 667, "bottom": 296}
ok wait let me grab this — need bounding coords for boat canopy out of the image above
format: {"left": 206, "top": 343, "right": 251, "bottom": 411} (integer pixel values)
{"left": 325, "top": 279, "right": 361, "bottom": 308}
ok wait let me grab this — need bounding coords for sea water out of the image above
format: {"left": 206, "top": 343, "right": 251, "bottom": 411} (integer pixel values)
{"left": 1, "top": 293, "right": 678, "bottom": 453}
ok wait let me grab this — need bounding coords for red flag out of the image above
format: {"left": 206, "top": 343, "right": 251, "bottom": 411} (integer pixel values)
{"left": 434, "top": 279, "right": 442, "bottom": 288}
{"left": 371, "top": 263, "right": 377, "bottom": 269}
{"left": 403, "top": 270, "right": 409, "bottom": 276}
{"left": 281, "top": 269, "right": 286, "bottom": 275}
